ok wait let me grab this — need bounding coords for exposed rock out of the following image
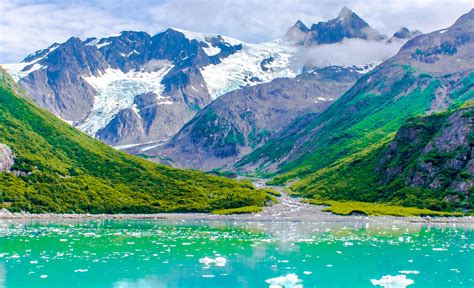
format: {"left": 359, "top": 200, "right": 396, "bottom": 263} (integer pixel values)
{"left": 377, "top": 107, "right": 473, "bottom": 196}
{"left": 387, "top": 27, "right": 422, "bottom": 43}
{"left": 285, "top": 7, "right": 386, "bottom": 46}
{"left": 0, "top": 144, "right": 14, "bottom": 172}
{"left": 137, "top": 66, "right": 363, "bottom": 170}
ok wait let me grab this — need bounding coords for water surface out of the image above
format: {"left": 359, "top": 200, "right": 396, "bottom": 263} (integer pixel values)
{"left": 0, "top": 220, "right": 472, "bottom": 287}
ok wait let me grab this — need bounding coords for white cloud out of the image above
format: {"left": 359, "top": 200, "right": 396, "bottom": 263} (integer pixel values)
{"left": 0, "top": 0, "right": 472, "bottom": 63}
{"left": 301, "top": 38, "right": 406, "bottom": 67}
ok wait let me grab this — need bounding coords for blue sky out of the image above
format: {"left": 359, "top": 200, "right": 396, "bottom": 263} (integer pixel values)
{"left": 0, "top": 0, "right": 472, "bottom": 62}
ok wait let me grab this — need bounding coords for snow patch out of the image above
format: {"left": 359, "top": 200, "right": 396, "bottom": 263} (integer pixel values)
{"left": 201, "top": 40, "right": 300, "bottom": 99}
{"left": 96, "top": 41, "right": 111, "bottom": 49}
{"left": 172, "top": 27, "right": 241, "bottom": 46}
{"left": 2, "top": 44, "right": 58, "bottom": 81}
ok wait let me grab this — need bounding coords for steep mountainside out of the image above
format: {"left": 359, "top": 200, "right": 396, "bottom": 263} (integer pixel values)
{"left": 291, "top": 104, "right": 473, "bottom": 212}
{"left": 284, "top": 7, "right": 386, "bottom": 45}
{"left": 135, "top": 66, "right": 366, "bottom": 170}
{"left": 0, "top": 68, "right": 270, "bottom": 213}
{"left": 237, "top": 9, "right": 474, "bottom": 183}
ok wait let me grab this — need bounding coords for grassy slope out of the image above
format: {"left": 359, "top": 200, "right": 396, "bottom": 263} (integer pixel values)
{"left": 306, "top": 200, "right": 463, "bottom": 217}
{"left": 290, "top": 104, "right": 473, "bottom": 213}
{"left": 0, "top": 69, "right": 271, "bottom": 213}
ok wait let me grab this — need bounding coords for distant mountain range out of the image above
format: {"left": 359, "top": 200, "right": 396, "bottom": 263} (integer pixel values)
{"left": 3, "top": 7, "right": 416, "bottom": 148}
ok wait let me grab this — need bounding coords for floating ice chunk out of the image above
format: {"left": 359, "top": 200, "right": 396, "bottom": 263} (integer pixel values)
{"left": 371, "top": 275, "right": 414, "bottom": 288}
{"left": 265, "top": 274, "right": 303, "bottom": 288}
{"left": 40, "top": 275, "right": 48, "bottom": 279}
{"left": 399, "top": 270, "right": 419, "bottom": 275}
{"left": 74, "top": 269, "right": 88, "bottom": 273}
{"left": 214, "top": 257, "right": 227, "bottom": 267}
{"left": 432, "top": 248, "right": 447, "bottom": 251}
{"left": 199, "top": 256, "right": 227, "bottom": 267}
{"left": 303, "top": 271, "right": 312, "bottom": 275}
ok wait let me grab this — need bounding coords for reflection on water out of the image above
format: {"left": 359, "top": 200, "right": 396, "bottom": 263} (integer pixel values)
{"left": 0, "top": 219, "right": 472, "bottom": 288}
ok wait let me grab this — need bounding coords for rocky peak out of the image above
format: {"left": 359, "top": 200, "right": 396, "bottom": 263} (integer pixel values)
{"left": 387, "top": 27, "right": 422, "bottom": 42}
{"left": 286, "top": 7, "right": 386, "bottom": 46}
{"left": 22, "top": 42, "right": 60, "bottom": 63}
{"left": 284, "top": 20, "right": 311, "bottom": 44}
{"left": 294, "top": 20, "right": 310, "bottom": 32}
{"left": 338, "top": 6, "right": 352, "bottom": 18}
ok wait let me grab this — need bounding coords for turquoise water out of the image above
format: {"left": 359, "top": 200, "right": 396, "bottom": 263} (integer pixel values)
{"left": 0, "top": 220, "right": 472, "bottom": 287}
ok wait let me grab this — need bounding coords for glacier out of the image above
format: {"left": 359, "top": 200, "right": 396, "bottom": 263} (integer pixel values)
{"left": 78, "top": 63, "right": 174, "bottom": 136}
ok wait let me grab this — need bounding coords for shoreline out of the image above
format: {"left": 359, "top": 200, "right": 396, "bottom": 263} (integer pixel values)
{"left": 1, "top": 207, "right": 473, "bottom": 225}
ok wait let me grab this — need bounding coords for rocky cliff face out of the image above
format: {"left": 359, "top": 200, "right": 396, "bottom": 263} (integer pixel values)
{"left": 135, "top": 65, "right": 365, "bottom": 170}
{"left": 377, "top": 107, "right": 473, "bottom": 195}
{"left": 0, "top": 144, "right": 14, "bottom": 172}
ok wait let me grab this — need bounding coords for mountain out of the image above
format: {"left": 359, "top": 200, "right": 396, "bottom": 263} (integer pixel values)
{"left": 284, "top": 7, "right": 386, "bottom": 45}
{"left": 291, "top": 103, "right": 473, "bottom": 212}
{"left": 237, "top": 9, "right": 474, "bottom": 184}
{"left": 131, "top": 65, "right": 369, "bottom": 170}
{"left": 387, "top": 27, "right": 422, "bottom": 43}
{"left": 3, "top": 29, "right": 244, "bottom": 146}
{"left": 2, "top": 29, "right": 304, "bottom": 146}
{"left": 3, "top": 8, "right": 407, "bottom": 148}
{"left": 0, "top": 68, "right": 271, "bottom": 213}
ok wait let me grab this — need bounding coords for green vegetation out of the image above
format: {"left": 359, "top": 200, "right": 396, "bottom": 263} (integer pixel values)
{"left": 306, "top": 200, "right": 463, "bottom": 217}
{"left": 211, "top": 205, "right": 262, "bottom": 215}
{"left": 290, "top": 105, "right": 473, "bottom": 213}
{"left": 259, "top": 188, "right": 281, "bottom": 197}
{"left": 0, "top": 69, "right": 272, "bottom": 214}
{"left": 240, "top": 69, "right": 473, "bottom": 189}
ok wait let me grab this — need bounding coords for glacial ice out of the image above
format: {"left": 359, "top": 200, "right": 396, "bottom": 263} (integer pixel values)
{"left": 79, "top": 63, "right": 174, "bottom": 136}
{"left": 265, "top": 273, "right": 303, "bottom": 288}
{"left": 199, "top": 256, "right": 227, "bottom": 267}
{"left": 370, "top": 275, "right": 414, "bottom": 288}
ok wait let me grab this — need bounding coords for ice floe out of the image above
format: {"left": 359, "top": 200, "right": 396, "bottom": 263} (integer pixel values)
{"left": 371, "top": 275, "right": 414, "bottom": 288}
{"left": 266, "top": 274, "right": 303, "bottom": 288}
{"left": 199, "top": 256, "right": 227, "bottom": 267}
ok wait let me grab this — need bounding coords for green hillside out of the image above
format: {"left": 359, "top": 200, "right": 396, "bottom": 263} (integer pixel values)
{"left": 0, "top": 69, "right": 271, "bottom": 213}
{"left": 238, "top": 67, "right": 473, "bottom": 185}
{"left": 290, "top": 103, "right": 473, "bottom": 213}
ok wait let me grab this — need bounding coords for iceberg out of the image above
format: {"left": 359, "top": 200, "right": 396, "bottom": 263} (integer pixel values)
{"left": 265, "top": 273, "right": 303, "bottom": 288}
{"left": 371, "top": 275, "right": 414, "bottom": 288}
{"left": 199, "top": 256, "right": 227, "bottom": 267}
